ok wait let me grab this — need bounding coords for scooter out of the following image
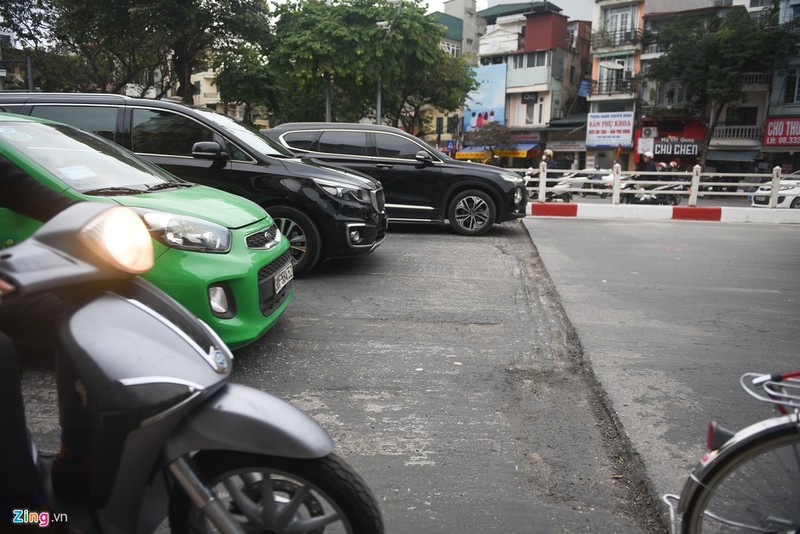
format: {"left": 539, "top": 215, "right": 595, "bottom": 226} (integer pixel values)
{"left": 620, "top": 180, "right": 684, "bottom": 205}
{"left": 524, "top": 170, "right": 574, "bottom": 202}
{"left": 0, "top": 203, "right": 384, "bottom": 533}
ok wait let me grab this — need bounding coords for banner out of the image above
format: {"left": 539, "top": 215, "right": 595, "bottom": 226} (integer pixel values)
{"left": 586, "top": 112, "right": 634, "bottom": 148}
{"left": 764, "top": 117, "right": 800, "bottom": 147}
{"left": 463, "top": 64, "right": 507, "bottom": 133}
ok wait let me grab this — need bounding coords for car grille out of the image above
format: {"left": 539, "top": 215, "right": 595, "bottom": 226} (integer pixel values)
{"left": 246, "top": 224, "right": 279, "bottom": 249}
{"left": 372, "top": 188, "right": 386, "bottom": 213}
{"left": 257, "top": 249, "right": 293, "bottom": 315}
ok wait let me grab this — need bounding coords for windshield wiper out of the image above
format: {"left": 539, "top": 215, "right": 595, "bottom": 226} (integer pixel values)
{"left": 82, "top": 186, "right": 148, "bottom": 196}
{"left": 147, "top": 182, "right": 195, "bottom": 191}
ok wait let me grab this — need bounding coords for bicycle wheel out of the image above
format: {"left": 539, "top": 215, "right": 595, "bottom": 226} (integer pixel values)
{"left": 681, "top": 428, "right": 800, "bottom": 533}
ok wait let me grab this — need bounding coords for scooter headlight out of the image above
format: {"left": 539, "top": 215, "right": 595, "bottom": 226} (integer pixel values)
{"left": 78, "top": 206, "right": 154, "bottom": 274}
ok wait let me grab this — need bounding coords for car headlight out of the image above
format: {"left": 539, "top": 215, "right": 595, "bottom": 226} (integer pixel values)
{"left": 500, "top": 172, "right": 525, "bottom": 184}
{"left": 316, "top": 178, "right": 371, "bottom": 204}
{"left": 136, "top": 210, "right": 231, "bottom": 253}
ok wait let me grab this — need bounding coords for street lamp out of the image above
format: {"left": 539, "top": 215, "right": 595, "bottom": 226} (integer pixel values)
{"left": 376, "top": 0, "right": 402, "bottom": 126}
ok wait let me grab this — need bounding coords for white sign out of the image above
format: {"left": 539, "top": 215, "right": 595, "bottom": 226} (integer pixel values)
{"left": 548, "top": 140, "right": 586, "bottom": 152}
{"left": 586, "top": 112, "right": 634, "bottom": 148}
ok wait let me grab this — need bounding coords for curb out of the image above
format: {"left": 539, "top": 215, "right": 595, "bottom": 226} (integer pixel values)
{"left": 528, "top": 203, "right": 800, "bottom": 224}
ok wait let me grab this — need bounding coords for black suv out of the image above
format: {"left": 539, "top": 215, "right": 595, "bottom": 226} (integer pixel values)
{"left": 0, "top": 94, "right": 387, "bottom": 275}
{"left": 263, "top": 123, "right": 529, "bottom": 236}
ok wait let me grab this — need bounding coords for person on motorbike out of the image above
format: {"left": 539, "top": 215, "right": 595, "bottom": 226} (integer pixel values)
{"left": 0, "top": 156, "right": 91, "bottom": 525}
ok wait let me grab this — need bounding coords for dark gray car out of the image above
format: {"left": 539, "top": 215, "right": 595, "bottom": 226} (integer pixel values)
{"left": 263, "top": 123, "right": 529, "bottom": 236}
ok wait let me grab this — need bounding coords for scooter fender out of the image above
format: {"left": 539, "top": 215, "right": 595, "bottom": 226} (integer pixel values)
{"left": 163, "top": 383, "right": 335, "bottom": 461}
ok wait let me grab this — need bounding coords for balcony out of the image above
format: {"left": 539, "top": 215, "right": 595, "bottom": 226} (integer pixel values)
{"left": 592, "top": 76, "right": 636, "bottom": 96}
{"left": 711, "top": 125, "right": 763, "bottom": 140}
{"left": 591, "top": 27, "right": 643, "bottom": 50}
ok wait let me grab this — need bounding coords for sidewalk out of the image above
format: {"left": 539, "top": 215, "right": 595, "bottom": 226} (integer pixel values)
{"left": 528, "top": 202, "right": 800, "bottom": 224}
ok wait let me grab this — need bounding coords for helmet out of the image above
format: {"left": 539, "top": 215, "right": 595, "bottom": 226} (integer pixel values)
{"left": 644, "top": 151, "right": 654, "bottom": 159}
{"left": 669, "top": 161, "right": 678, "bottom": 169}
{"left": 657, "top": 162, "right": 667, "bottom": 171}
{"left": 543, "top": 149, "right": 554, "bottom": 157}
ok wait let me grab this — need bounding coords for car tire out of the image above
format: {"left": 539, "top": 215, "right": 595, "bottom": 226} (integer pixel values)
{"left": 447, "top": 189, "right": 496, "bottom": 236}
{"left": 791, "top": 198, "right": 800, "bottom": 209}
{"left": 268, "top": 206, "right": 322, "bottom": 277}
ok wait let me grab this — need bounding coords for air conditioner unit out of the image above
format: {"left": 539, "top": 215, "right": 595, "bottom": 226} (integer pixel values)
{"left": 642, "top": 127, "right": 658, "bottom": 138}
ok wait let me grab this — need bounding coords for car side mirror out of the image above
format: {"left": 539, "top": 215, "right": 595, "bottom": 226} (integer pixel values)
{"left": 415, "top": 150, "right": 433, "bottom": 164}
{"left": 192, "top": 141, "right": 228, "bottom": 161}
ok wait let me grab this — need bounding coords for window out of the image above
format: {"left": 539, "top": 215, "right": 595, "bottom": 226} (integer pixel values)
{"left": 655, "top": 80, "right": 687, "bottom": 106}
{"left": 785, "top": 69, "right": 800, "bottom": 103}
{"left": 131, "top": 109, "right": 214, "bottom": 156}
{"left": 30, "top": 106, "right": 118, "bottom": 142}
{"left": 283, "top": 130, "right": 319, "bottom": 151}
{"left": 375, "top": 133, "right": 421, "bottom": 159}
{"left": 525, "top": 104, "right": 535, "bottom": 125}
{"left": 512, "top": 54, "right": 525, "bottom": 69}
{"left": 725, "top": 107, "right": 758, "bottom": 126}
{"left": 749, "top": 0, "right": 771, "bottom": 6}
{"left": 526, "top": 51, "right": 548, "bottom": 67}
{"left": 318, "top": 131, "right": 368, "bottom": 156}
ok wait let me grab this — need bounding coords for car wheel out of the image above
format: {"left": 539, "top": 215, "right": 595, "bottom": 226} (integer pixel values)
{"left": 268, "top": 206, "right": 322, "bottom": 277}
{"left": 791, "top": 197, "right": 800, "bottom": 209}
{"left": 447, "top": 190, "right": 496, "bottom": 236}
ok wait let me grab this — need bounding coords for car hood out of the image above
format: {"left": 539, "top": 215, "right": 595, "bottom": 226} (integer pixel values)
{"left": 281, "top": 157, "right": 382, "bottom": 190}
{"left": 109, "top": 184, "right": 269, "bottom": 229}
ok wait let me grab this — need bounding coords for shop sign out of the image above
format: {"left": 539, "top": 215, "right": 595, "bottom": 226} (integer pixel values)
{"left": 586, "top": 112, "right": 634, "bottom": 148}
{"left": 521, "top": 92, "right": 538, "bottom": 104}
{"left": 652, "top": 137, "right": 701, "bottom": 157}
{"left": 764, "top": 117, "right": 800, "bottom": 147}
{"left": 548, "top": 140, "right": 586, "bottom": 152}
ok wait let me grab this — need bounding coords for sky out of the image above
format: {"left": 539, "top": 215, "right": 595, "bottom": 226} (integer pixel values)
{"left": 425, "top": 0, "right": 595, "bottom": 21}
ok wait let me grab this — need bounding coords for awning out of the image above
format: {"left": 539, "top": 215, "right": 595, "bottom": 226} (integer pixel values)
{"left": 497, "top": 142, "right": 538, "bottom": 158}
{"left": 599, "top": 60, "right": 624, "bottom": 70}
{"left": 706, "top": 150, "right": 759, "bottom": 162}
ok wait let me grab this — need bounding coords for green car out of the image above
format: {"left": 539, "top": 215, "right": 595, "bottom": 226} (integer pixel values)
{"left": 0, "top": 113, "right": 294, "bottom": 349}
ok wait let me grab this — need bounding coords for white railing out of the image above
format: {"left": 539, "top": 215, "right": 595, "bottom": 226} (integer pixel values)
{"left": 519, "top": 163, "right": 789, "bottom": 208}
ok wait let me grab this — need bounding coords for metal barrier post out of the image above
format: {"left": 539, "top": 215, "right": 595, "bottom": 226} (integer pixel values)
{"left": 770, "top": 166, "right": 782, "bottom": 208}
{"left": 611, "top": 163, "right": 621, "bottom": 204}
{"left": 538, "top": 161, "right": 547, "bottom": 202}
{"left": 689, "top": 165, "right": 701, "bottom": 206}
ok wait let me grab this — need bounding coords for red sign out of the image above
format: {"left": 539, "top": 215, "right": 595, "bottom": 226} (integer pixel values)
{"left": 764, "top": 117, "right": 800, "bottom": 147}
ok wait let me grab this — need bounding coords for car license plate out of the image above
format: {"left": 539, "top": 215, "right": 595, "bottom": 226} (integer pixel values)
{"left": 274, "top": 262, "right": 293, "bottom": 293}
{"left": 755, "top": 196, "right": 767, "bottom": 202}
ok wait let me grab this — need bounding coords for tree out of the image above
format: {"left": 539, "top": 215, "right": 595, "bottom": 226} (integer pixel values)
{"left": 645, "top": 3, "right": 798, "bottom": 167}
{"left": 267, "top": 0, "right": 475, "bottom": 130}
{"left": 462, "top": 121, "right": 515, "bottom": 161}
{"left": 213, "top": 42, "right": 280, "bottom": 125}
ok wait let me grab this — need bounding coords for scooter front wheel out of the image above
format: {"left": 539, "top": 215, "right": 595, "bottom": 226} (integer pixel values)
{"left": 169, "top": 451, "right": 384, "bottom": 534}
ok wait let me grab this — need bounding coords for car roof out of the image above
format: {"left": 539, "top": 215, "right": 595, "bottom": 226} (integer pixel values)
{"left": 0, "top": 92, "right": 199, "bottom": 112}
{"left": 268, "top": 122, "right": 408, "bottom": 135}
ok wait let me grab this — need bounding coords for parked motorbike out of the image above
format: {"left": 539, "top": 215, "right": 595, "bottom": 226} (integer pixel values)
{"left": 566, "top": 169, "right": 610, "bottom": 199}
{"left": 524, "top": 169, "right": 574, "bottom": 202}
{"left": 0, "top": 203, "right": 383, "bottom": 533}
{"left": 620, "top": 180, "right": 684, "bottom": 206}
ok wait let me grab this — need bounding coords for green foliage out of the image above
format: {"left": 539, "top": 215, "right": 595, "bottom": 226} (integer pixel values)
{"left": 267, "top": 0, "right": 476, "bottom": 130}
{"left": 462, "top": 121, "right": 515, "bottom": 157}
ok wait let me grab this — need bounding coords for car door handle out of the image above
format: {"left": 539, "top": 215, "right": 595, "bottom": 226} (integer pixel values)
{"left": 376, "top": 164, "right": 394, "bottom": 169}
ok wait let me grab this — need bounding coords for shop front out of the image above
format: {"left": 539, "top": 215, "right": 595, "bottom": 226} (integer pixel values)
{"left": 763, "top": 116, "right": 800, "bottom": 174}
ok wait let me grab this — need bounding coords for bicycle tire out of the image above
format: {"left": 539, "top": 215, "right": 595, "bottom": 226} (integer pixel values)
{"left": 681, "top": 427, "right": 800, "bottom": 533}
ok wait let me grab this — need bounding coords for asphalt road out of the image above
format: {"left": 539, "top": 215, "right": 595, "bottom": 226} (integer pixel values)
{"left": 523, "top": 217, "right": 800, "bottom": 506}
{"left": 19, "top": 214, "right": 799, "bottom": 533}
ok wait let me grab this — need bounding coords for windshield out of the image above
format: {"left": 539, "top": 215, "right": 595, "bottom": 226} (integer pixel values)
{"left": 0, "top": 121, "right": 183, "bottom": 193}
{"left": 195, "top": 108, "right": 295, "bottom": 158}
